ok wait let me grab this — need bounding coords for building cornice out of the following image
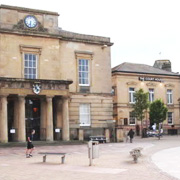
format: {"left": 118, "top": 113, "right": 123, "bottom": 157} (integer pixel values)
{"left": 0, "top": 77, "right": 73, "bottom": 85}
{"left": 0, "top": 4, "right": 59, "bottom": 16}
{"left": 112, "top": 71, "right": 180, "bottom": 78}
{"left": 0, "top": 28, "right": 113, "bottom": 46}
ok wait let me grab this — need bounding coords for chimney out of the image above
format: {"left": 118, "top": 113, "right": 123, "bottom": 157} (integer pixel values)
{"left": 153, "top": 60, "right": 172, "bottom": 72}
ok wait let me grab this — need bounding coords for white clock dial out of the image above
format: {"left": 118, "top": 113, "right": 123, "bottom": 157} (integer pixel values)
{"left": 24, "top": 15, "right": 37, "bottom": 28}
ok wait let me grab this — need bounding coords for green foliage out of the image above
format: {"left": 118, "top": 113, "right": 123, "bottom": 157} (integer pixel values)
{"left": 149, "top": 99, "right": 168, "bottom": 124}
{"left": 132, "top": 89, "right": 149, "bottom": 121}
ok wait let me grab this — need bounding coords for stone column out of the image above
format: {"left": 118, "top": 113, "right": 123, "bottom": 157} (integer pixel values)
{"left": 56, "top": 99, "right": 63, "bottom": 128}
{"left": 40, "top": 98, "right": 46, "bottom": 140}
{"left": 18, "top": 96, "right": 26, "bottom": 142}
{"left": 13, "top": 98, "right": 19, "bottom": 141}
{"left": 62, "top": 97, "right": 70, "bottom": 141}
{"left": 105, "top": 129, "right": 110, "bottom": 143}
{"left": 56, "top": 98, "right": 63, "bottom": 140}
{"left": 46, "top": 96, "right": 53, "bottom": 141}
{"left": 0, "top": 95, "right": 8, "bottom": 143}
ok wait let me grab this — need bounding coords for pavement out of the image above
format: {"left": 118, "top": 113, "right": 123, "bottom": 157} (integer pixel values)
{"left": 0, "top": 136, "right": 180, "bottom": 180}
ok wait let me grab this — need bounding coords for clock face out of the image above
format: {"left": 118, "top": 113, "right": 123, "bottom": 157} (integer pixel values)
{"left": 24, "top": 15, "right": 37, "bottom": 28}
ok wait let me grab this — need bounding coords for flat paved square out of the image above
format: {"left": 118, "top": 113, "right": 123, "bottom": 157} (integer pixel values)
{"left": 0, "top": 136, "right": 179, "bottom": 180}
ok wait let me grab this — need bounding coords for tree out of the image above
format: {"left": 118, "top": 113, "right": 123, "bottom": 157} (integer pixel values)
{"left": 132, "top": 89, "right": 149, "bottom": 137}
{"left": 149, "top": 99, "right": 168, "bottom": 125}
{"left": 149, "top": 99, "right": 168, "bottom": 139}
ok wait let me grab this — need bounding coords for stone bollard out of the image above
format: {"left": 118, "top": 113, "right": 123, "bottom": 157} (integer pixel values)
{"left": 78, "top": 129, "right": 84, "bottom": 141}
{"left": 116, "top": 128, "right": 124, "bottom": 142}
{"left": 105, "top": 129, "right": 110, "bottom": 142}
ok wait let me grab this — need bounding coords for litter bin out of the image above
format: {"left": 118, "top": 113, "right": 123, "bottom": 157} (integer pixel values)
{"left": 88, "top": 141, "right": 99, "bottom": 159}
{"left": 92, "top": 141, "right": 99, "bottom": 159}
{"left": 88, "top": 141, "right": 99, "bottom": 166}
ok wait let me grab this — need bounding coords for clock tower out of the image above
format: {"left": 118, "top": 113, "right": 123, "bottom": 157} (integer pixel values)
{"left": 0, "top": 4, "right": 59, "bottom": 34}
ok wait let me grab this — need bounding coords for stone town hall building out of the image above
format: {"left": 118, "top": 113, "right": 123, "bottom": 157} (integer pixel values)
{"left": 0, "top": 5, "right": 114, "bottom": 143}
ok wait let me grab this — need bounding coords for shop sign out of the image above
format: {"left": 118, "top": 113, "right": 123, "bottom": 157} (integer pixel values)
{"left": 139, "top": 77, "right": 162, "bottom": 82}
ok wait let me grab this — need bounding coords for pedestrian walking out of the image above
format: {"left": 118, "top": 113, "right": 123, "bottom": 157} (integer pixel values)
{"left": 128, "top": 129, "right": 135, "bottom": 143}
{"left": 125, "top": 130, "right": 130, "bottom": 142}
{"left": 26, "top": 129, "right": 35, "bottom": 158}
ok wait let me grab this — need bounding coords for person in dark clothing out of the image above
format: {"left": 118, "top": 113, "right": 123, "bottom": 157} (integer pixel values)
{"left": 26, "top": 129, "right": 35, "bottom": 158}
{"left": 128, "top": 129, "right": 135, "bottom": 143}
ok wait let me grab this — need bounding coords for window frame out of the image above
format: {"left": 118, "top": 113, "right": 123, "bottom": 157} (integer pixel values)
{"left": 79, "top": 103, "right": 91, "bottom": 126}
{"left": 129, "top": 87, "right": 135, "bottom": 104}
{"left": 167, "top": 89, "right": 173, "bottom": 104}
{"left": 149, "top": 88, "right": 154, "bottom": 102}
{"left": 20, "top": 45, "right": 41, "bottom": 79}
{"left": 129, "top": 111, "right": 136, "bottom": 125}
{"left": 167, "top": 112, "right": 173, "bottom": 125}
{"left": 78, "top": 59, "right": 90, "bottom": 86}
{"left": 24, "top": 53, "right": 38, "bottom": 79}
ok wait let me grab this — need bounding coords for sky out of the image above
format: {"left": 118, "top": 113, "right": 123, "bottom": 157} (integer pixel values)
{"left": 1, "top": 0, "right": 180, "bottom": 72}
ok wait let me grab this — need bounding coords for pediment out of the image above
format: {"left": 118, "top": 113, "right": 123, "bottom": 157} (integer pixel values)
{"left": 165, "top": 83, "right": 175, "bottom": 88}
{"left": 126, "top": 81, "right": 137, "bottom": 85}
{"left": 146, "top": 83, "right": 157, "bottom": 87}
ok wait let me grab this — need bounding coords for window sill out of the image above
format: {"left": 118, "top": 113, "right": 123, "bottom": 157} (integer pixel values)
{"left": 80, "top": 124, "right": 91, "bottom": 126}
{"left": 79, "top": 84, "right": 90, "bottom": 87}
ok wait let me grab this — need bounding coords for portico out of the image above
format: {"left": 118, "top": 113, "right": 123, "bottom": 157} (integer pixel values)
{"left": 0, "top": 78, "right": 72, "bottom": 143}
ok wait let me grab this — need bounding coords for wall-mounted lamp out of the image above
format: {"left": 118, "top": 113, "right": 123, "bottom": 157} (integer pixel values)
{"left": 101, "top": 44, "right": 108, "bottom": 49}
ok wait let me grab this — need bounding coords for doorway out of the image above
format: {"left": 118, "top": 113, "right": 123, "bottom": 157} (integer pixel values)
{"left": 25, "top": 98, "right": 40, "bottom": 141}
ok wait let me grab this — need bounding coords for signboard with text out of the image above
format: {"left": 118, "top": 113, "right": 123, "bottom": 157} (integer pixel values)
{"left": 139, "top": 77, "right": 162, "bottom": 82}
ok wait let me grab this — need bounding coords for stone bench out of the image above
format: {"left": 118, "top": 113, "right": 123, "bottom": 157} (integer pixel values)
{"left": 89, "top": 136, "right": 107, "bottom": 143}
{"left": 39, "top": 152, "right": 66, "bottom": 164}
{"left": 130, "top": 147, "right": 143, "bottom": 163}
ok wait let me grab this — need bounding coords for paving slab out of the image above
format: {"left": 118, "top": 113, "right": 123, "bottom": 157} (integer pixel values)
{"left": 0, "top": 136, "right": 179, "bottom": 180}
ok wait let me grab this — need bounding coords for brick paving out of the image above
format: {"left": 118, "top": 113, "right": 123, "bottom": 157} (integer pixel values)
{"left": 0, "top": 136, "right": 180, "bottom": 180}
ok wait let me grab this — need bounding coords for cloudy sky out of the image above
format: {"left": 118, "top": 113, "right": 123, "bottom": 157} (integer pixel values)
{"left": 1, "top": 0, "right": 180, "bottom": 72}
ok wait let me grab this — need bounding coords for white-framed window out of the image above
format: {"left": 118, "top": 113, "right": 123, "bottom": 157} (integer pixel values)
{"left": 79, "top": 104, "right": 91, "bottom": 126}
{"left": 129, "top": 112, "right": 136, "bottom": 125}
{"left": 24, "top": 53, "right": 37, "bottom": 79}
{"left": 167, "top": 112, "right": 173, "bottom": 124}
{"left": 79, "top": 59, "right": 89, "bottom": 86}
{"left": 129, "top": 87, "right": 135, "bottom": 103}
{"left": 167, "top": 89, "right": 173, "bottom": 104}
{"left": 149, "top": 88, "right": 154, "bottom": 102}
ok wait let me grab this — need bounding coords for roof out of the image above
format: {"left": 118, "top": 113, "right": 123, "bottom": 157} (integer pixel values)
{"left": 112, "top": 62, "right": 179, "bottom": 76}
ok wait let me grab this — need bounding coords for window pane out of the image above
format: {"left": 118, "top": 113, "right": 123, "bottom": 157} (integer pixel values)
{"left": 25, "top": 61, "right": 28, "bottom": 67}
{"left": 25, "top": 54, "right": 28, "bottom": 60}
{"left": 33, "top": 55, "right": 36, "bottom": 61}
{"left": 33, "top": 61, "right": 36, "bottom": 67}
{"left": 25, "top": 75, "right": 28, "bottom": 79}
{"left": 29, "top": 54, "right": 32, "bottom": 60}
{"left": 24, "top": 53, "right": 37, "bottom": 79}
{"left": 168, "top": 112, "right": 173, "bottom": 124}
{"left": 33, "top": 69, "right": 36, "bottom": 74}
{"left": 29, "top": 60, "right": 33, "bottom": 67}
{"left": 79, "top": 59, "right": 89, "bottom": 85}
{"left": 24, "top": 68, "right": 28, "bottom": 74}
{"left": 80, "top": 104, "right": 90, "bottom": 125}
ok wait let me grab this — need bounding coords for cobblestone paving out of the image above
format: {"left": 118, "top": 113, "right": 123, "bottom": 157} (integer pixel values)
{"left": 0, "top": 136, "right": 179, "bottom": 180}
